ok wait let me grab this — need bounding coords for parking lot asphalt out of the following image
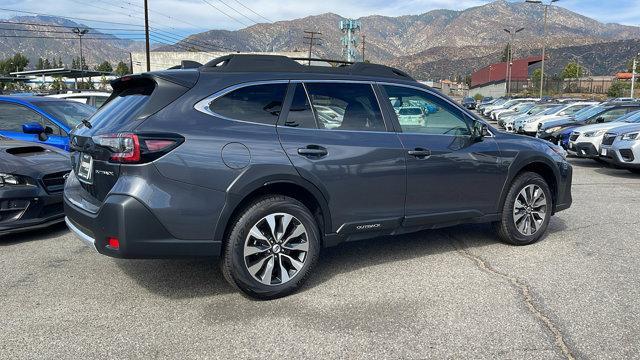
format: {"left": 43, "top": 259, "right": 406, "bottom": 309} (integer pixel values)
{"left": 2, "top": 157, "right": 639, "bottom": 359}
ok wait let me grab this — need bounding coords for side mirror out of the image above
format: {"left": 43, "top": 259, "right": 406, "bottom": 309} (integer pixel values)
{"left": 22, "top": 122, "right": 45, "bottom": 134}
{"left": 473, "top": 121, "right": 489, "bottom": 141}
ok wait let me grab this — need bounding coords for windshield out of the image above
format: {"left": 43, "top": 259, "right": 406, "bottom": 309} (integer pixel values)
{"left": 34, "top": 101, "right": 96, "bottom": 128}
{"left": 619, "top": 110, "right": 640, "bottom": 123}
{"left": 399, "top": 107, "right": 422, "bottom": 115}
{"left": 515, "top": 103, "right": 535, "bottom": 112}
{"left": 574, "top": 105, "right": 607, "bottom": 121}
{"left": 464, "top": 97, "right": 474, "bottom": 102}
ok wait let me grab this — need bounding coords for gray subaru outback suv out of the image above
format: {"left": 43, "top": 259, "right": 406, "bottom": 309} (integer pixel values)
{"left": 64, "top": 55, "right": 572, "bottom": 299}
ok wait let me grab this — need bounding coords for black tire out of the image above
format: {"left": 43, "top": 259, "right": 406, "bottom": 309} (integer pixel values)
{"left": 221, "top": 195, "right": 320, "bottom": 300}
{"left": 493, "top": 172, "right": 553, "bottom": 246}
{"left": 628, "top": 169, "right": 640, "bottom": 174}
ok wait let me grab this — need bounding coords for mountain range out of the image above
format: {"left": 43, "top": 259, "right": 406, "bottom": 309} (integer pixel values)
{"left": 1, "top": 0, "right": 639, "bottom": 79}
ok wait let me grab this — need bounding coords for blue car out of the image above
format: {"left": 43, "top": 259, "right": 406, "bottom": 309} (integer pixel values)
{"left": 0, "top": 96, "right": 96, "bottom": 151}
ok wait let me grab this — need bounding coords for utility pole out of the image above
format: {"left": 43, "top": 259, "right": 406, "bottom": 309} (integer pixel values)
{"left": 361, "top": 34, "right": 366, "bottom": 62}
{"left": 144, "top": 0, "right": 151, "bottom": 72}
{"left": 303, "top": 30, "right": 322, "bottom": 65}
{"left": 72, "top": 27, "right": 88, "bottom": 88}
{"left": 632, "top": 53, "right": 639, "bottom": 99}
{"left": 340, "top": 19, "right": 361, "bottom": 62}
{"left": 526, "top": 0, "right": 559, "bottom": 98}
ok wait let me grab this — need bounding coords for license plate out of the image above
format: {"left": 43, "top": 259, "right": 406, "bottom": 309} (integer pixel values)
{"left": 601, "top": 148, "right": 607, "bottom": 156}
{"left": 77, "top": 153, "right": 94, "bottom": 184}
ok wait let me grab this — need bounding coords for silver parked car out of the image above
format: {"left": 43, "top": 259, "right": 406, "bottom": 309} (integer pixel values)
{"left": 600, "top": 123, "right": 640, "bottom": 174}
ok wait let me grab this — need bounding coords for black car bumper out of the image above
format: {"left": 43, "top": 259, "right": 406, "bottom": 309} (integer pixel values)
{"left": 554, "top": 162, "right": 573, "bottom": 213}
{"left": 64, "top": 194, "right": 222, "bottom": 258}
{"left": 571, "top": 142, "right": 599, "bottom": 158}
{"left": 0, "top": 185, "right": 65, "bottom": 236}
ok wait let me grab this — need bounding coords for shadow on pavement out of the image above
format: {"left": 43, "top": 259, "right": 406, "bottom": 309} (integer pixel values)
{"left": 0, "top": 222, "right": 68, "bottom": 246}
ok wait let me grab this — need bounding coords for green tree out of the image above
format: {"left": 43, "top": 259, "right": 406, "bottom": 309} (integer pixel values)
{"left": 71, "top": 57, "right": 77, "bottom": 69}
{"left": 627, "top": 59, "right": 640, "bottom": 74}
{"left": 608, "top": 80, "right": 630, "bottom": 98}
{"left": 43, "top": 58, "right": 51, "bottom": 69}
{"left": 0, "top": 53, "right": 29, "bottom": 75}
{"left": 95, "top": 61, "right": 113, "bottom": 73}
{"left": 114, "top": 61, "right": 130, "bottom": 76}
{"left": 561, "top": 61, "right": 584, "bottom": 79}
{"left": 531, "top": 68, "right": 542, "bottom": 86}
{"left": 36, "top": 58, "right": 45, "bottom": 70}
{"left": 500, "top": 44, "right": 511, "bottom": 62}
{"left": 50, "top": 76, "right": 67, "bottom": 91}
{"left": 473, "top": 93, "right": 484, "bottom": 101}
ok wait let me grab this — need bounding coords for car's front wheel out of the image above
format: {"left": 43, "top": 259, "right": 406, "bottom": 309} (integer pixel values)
{"left": 222, "top": 195, "right": 320, "bottom": 299}
{"left": 494, "top": 172, "right": 552, "bottom": 245}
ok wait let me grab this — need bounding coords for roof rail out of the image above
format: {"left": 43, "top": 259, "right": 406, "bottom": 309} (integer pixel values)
{"left": 167, "top": 60, "right": 203, "bottom": 70}
{"left": 201, "top": 54, "right": 414, "bottom": 80}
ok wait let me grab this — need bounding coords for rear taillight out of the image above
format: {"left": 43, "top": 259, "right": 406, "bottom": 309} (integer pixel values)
{"left": 93, "top": 132, "right": 183, "bottom": 164}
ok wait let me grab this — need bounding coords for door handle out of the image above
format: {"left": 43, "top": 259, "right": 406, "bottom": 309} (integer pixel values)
{"left": 298, "top": 145, "right": 328, "bottom": 157}
{"left": 407, "top": 148, "right": 431, "bottom": 158}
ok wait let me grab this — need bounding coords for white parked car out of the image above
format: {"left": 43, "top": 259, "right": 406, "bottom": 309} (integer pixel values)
{"left": 520, "top": 102, "right": 599, "bottom": 135}
{"left": 600, "top": 123, "right": 640, "bottom": 174}
{"left": 396, "top": 106, "right": 427, "bottom": 126}
{"left": 569, "top": 110, "right": 640, "bottom": 158}
{"left": 47, "top": 91, "right": 111, "bottom": 108}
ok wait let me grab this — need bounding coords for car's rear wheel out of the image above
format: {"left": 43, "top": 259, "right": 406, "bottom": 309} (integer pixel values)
{"left": 493, "top": 172, "right": 552, "bottom": 245}
{"left": 222, "top": 195, "right": 320, "bottom": 300}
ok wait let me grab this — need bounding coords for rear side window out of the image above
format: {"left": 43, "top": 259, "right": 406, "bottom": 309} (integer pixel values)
{"left": 283, "top": 83, "right": 317, "bottom": 129}
{"left": 0, "top": 102, "right": 43, "bottom": 131}
{"left": 304, "top": 83, "right": 385, "bottom": 131}
{"left": 209, "top": 83, "right": 287, "bottom": 125}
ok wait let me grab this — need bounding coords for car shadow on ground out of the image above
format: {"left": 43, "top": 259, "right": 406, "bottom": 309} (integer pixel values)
{"left": 114, "top": 218, "right": 568, "bottom": 300}
{"left": 0, "top": 222, "right": 68, "bottom": 246}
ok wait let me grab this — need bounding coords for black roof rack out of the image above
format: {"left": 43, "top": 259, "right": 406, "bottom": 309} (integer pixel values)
{"left": 201, "top": 54, "right": 414, "bottom": 80}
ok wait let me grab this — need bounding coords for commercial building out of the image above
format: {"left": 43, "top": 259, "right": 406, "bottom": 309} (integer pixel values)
{"left": 470, "top": 56, "right": 543, "bottom": 97}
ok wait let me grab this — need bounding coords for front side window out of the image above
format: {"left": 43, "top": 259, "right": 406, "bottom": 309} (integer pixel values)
{"left": 0, "top": 102, "right": 43, "bottom": 131}
{"left": 209, "top": 83, "right": 287, "bottom": 125}
{"left": 304, "top": 83, "right": 385, "bottom": 131}
{"left": 383, "top": 85, "right": 471, "bottom": 135}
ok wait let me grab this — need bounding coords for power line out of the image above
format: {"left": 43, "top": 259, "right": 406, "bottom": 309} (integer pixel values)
{"left": 0, "top": 7, "right": 145, "bottom": 27}
{"left": 114, "top": 0, "right": 209, "bottom": 30}
{"left": 0, "top": 27, "right": 140, "bottom": 36}
{"left": 0, "top": 20, "right": 144, "bottom": 31}
{"left": 231, "top": 0, "right": 272, "bottom": 23}
{"left": 0, "top": 34, "right": 148, "bottom": 40}
{"left": 200, "top": 0, "right": 249, "bottom": 27}
{"left": 216, "top": 0, "right": 260, "bottom": 25}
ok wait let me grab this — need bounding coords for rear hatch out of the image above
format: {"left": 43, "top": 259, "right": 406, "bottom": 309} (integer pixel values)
{"left": 69, "top": 71, "right": 197, "bottom": 202}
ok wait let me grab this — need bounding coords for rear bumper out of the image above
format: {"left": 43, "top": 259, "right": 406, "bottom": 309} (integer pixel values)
{"left": 64, "top": 194, "right": 221, "bottom": 258}
{"left": 0, "top": 186, "right": 65, "bottom": 236}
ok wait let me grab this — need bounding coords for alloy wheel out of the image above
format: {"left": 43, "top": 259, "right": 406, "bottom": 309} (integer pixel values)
{"left": 243, "top": 212, "right": 309, "bottom": 286}
{"left": 512, "top": 184, "right": 547, "bottom": 236}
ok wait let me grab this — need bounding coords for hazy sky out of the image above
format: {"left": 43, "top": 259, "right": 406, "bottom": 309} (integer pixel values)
{"left": 1, "top": 0, "right": 638, "bottom": 39}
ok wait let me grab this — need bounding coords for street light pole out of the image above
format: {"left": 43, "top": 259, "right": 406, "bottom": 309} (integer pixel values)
{"left": 72, "top": 27, "right": 89, "bottom": 88}
{"left": 526, "top": 0, "right": 558, "bottom": 98}
{"left": 632, "top": 54, "right": 638, "bottom": 99}
{"left": 503, "top": 27, "right": 524, "bottom": 97}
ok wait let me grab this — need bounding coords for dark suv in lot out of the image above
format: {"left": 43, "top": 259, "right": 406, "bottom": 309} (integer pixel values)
{"left": 64, "top": 55, "right": 572, "bottom": 299}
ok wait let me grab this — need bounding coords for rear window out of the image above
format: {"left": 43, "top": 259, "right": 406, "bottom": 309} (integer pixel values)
{"left": 209, "top": 83, "right": 287, "bottom": 125}
{"left": 85, "top": 90, "right": 150, "bottom": 133}
{"left": 33, "top": 101, "right": 95, "bottom": 129}
{"left": 399, "top": 107, "right": 422, "bottom": 115}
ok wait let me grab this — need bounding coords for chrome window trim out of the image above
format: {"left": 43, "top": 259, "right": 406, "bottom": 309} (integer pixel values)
{"left": 194, "top": 80, "right": 290, "bottom": 126}
{"left": 376, "top": 81, "right": 495, "bottom": 138}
